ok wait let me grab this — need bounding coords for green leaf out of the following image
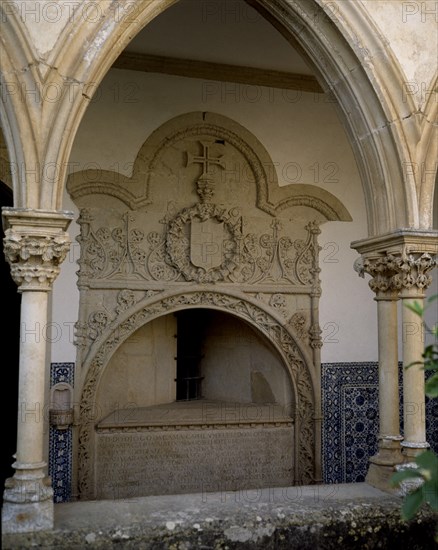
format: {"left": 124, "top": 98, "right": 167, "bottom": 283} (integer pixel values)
{"left": 426, "top": 295, "right": 438, "bottom": 305}
{"left": 422, "top": 480, "right": 438, "bottom": 511}
{"left": 423, "top": 344, "right": 438, "bottom": 357}
{"left": 416, "top": 450, "right": 438, "bottom": 472}
{"left": 424, "top": 350, "right": 438, "bottom": 361}
{"left": 425, "top": 374, "right": 438, "bottom": 398}
{"left": 424, "top": 362, "right": 438, "bottom": 371}
{"left": 405, "top": 301, "right": 424, "bottom": 316}
{"left": 405, "top": 360, "right": 425, "bottom": 370}
{"left": 401, "top": 488, "right": 424, "bottom": 520}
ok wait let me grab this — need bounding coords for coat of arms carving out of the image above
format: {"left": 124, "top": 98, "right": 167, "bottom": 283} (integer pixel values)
{"left": 190, "top": 218, "right": 225, "bottom": 270}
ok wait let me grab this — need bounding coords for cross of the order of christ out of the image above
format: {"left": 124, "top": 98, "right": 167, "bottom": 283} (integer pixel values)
{"left": 186, "top": 140, "right": 225, "bottom": 179}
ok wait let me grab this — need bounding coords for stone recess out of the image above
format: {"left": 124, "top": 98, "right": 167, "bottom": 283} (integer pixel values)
{"left": 67, "top": 112, "right": 351, "bottom": 500}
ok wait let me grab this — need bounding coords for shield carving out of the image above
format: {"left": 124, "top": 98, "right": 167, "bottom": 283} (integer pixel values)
{"left": 190, "top": 218, "right": 224, "bottom": 269}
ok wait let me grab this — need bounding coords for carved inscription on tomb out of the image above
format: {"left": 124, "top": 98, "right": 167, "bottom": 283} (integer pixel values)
{"left": 95, "top": 427, "right": 294, "bottom": 499}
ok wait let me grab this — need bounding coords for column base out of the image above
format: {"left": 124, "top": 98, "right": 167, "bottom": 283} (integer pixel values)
{"left": 2, "top": 499, "right": 54, "bottom": 534}
{"left": 2, "top": 466, "right": 54, "bottom": 534}
{"left": 365, "top": 437, "right": 404, "bottom": 492}
{"left": 365, "top": 462, "right": 400, "bottom": 493}
{"left": 402, "top": 441, "right": 429, "bottom": 461}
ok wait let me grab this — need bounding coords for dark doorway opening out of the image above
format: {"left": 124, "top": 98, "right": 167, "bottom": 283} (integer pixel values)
{"left": 0, "top": 182, "right": 20, "bottom": 504}
{"left": 175, "top": 309, "right": 209, "bottom": 401}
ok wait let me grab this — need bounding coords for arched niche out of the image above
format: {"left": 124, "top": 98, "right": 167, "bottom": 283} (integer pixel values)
{"left": 96, "top": 309, "right": 295, "bottom": 421}
{"left": 75, "top": 291, "right": 315, "bottom": 500}
{"left": 91, "top": 308, "right": 297, "bottom": 499}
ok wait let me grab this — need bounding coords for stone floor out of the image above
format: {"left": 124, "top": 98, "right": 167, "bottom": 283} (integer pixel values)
{"left": 2, "top": 483, "right": 436, "bottom": 549}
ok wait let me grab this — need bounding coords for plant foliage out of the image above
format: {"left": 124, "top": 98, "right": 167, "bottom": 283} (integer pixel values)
{"left": 390, "top": 295, "right": 438, "bottom": 538}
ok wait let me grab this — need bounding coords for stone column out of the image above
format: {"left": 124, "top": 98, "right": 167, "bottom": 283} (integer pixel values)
{"left": 352, "top": 230, "right": 437, "bottom": 491}
{"left": 398, "top": 253, "right": 435, "bottom": 460}
{"left": 1, "top": 208, "right": 72, "bottom": 534}
{"left": 356, "top": 254, "right": 404, "bottom": 489}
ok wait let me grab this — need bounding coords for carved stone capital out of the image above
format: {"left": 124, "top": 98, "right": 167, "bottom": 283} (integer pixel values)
{"left": 393, "top": 252, "right": 436, "bottom": 293}
{"left": 352, "top": 229, "right": 437, "bottom": 296}
{"left": 2, "top": 208, "right": 73, "bottom": 291}
{"left": 354, "top": 254, "right": 400, "bottom": 294}
{"left": 354, "top": 251, "right": 436, "bottom": 296}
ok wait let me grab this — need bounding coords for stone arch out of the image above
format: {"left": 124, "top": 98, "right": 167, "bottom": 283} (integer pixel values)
{"left": 76, "top": 289, "right": 318, "bottom": 499}
{"left": 67, "top": 111, "right": 352, "bottom": 221}
{"left": 0, "top": 0, "right": 426, "bottom": 233}
{"left": 0, "top": 4, "right": 41, "bottom": 207}
{"left": 418, "top": 73, "right": 438, "bottom": 229}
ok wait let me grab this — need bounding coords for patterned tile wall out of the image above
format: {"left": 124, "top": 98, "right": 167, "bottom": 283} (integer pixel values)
{"left": 322, "top": 362, "right": 438, "bottom": 484}
{"left": 49, "top": 362, "right": 74, "bottom": 503}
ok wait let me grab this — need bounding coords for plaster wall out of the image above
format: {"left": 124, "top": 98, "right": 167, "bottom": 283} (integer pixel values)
{"left": 360, "top": 0, "right": 438, "bottom": 109}
{"left": 50, "top": 67, "right": 377, "bottom": 364}
{"left": 200, "top": 311, "right": 293, "bottom": 406}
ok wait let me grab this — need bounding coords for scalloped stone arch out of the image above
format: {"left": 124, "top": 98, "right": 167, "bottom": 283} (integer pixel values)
{"left": 67, "top": 111, "right": 352, "bottom": 221}
{"left": 76, "top": 289, "right": 318, "bottom": 499}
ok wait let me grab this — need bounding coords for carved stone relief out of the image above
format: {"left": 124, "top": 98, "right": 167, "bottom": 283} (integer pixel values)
{"left": 3, "top": 228, "right": 71, "bottom": 291}
{"left": 76, "top": 208, "right": 321, "bottom": 289}
{"left": 77, "top": 291, "right": 316, "bottom": 498}
{"left": 355, "top": 251, "right": 436, "bottom": 294}
{"left": 67, "top": 112, "right": 351, "bottom": 499}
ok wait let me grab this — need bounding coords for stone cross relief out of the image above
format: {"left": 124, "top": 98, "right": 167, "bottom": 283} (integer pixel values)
{"left": 186, "top": 140, "right": 227, "bottom": 269}
{"left": 186, "top": 140, "right": 225, "bottom": 203}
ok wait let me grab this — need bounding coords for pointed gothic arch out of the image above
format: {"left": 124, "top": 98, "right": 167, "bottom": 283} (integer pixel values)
{"left": 1, "top": 0, "right": 435, "bottom": 233}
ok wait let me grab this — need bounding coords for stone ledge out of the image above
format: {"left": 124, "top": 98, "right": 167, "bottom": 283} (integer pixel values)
{"left": 2, "top": 483, "right": 436, "bottom": 549}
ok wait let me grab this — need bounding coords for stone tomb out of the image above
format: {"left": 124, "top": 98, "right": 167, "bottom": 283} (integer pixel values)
{"left": 95, "top": 400, "right": 294, "bottom": 499}
{"left": 70, "top": 112, "right": 352, "bottom": 498}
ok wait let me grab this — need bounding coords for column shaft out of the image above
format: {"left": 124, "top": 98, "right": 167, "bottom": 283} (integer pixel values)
{"left": 401, "top": 294, "right": 428, "bottom": 458}
{"left": 376, "top": 296, "right": 400, "bottom": 438}
{"left": 365, "top": 292, "right": 403, "bottom": 490}
{"left": 16, "top": 291, "right": 49, "bottom": 466}
{"left": 352, "top": 235, "right": 437, "bottom": 492}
